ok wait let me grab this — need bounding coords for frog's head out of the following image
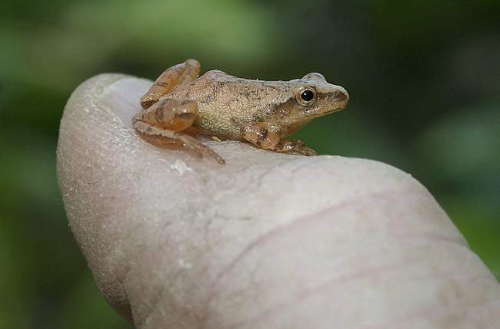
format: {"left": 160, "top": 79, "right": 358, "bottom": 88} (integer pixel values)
{"left": 292, "top": 72, "right": 349, "bottom": 118}
{"left": 276, "top": 72, "right": 349, "bottom": 135}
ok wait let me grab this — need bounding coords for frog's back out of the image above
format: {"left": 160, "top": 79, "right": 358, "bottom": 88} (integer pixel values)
{"left": 169, "top": 70, "right": 292, "bottom": 139}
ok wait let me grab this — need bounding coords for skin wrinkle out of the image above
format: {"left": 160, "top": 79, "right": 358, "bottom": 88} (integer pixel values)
{"left": 225, "top": 236, "right": 476, "bottom": 329}
{"left": 142, "top": 188, "right": 412, "bottom": 326}
{"left": 211, "top": 188, "right": 412, "bottom": 285}
{"left": 198, "top": 189, "right": 469, "bottom": 327}
{"left": 227, "top": 261, "right": 420, "bottom": 329}
{"left": 132, "top": 219, "right": 470, "bottom": 326}
{"left": 221, "top": 160, "right": 287, "bottom": 199}
{"left": 200, "top": 188, "right": 413, "bottom": 316}
{"left": 236, "top": 156, "right": 325, "bottom": 198}
{"left": 231, "top": 271, "right": 500, "bottom": 329}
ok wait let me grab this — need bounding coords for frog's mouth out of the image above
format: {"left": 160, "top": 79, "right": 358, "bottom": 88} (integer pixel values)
{"left": 306, "top": 102, "right": 348, "bottom": 119}
{"left": 308, "top": 104, "right": 346, "bottom": 118}
{"left": 308, "top": 89, "right": 349, "bottom": 118}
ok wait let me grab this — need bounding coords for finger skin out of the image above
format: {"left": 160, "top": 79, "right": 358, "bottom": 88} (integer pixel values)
{"left": 57, "top": 74, "right": 500, "bottom": 329}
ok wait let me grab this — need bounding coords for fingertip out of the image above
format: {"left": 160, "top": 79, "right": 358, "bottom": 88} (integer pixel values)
{"left": 97, "top": 76, "right": 152, "bottom": 127}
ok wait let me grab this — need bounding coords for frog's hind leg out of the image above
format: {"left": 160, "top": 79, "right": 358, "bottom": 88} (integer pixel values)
{"left": 140, "top": 59, "right": 201, "bottom": 109}
{"left": 132, "top": 98, "right": 225, "bottom": 164}
{"left": 134, "top": 98, "right": 198, "bottom": 131}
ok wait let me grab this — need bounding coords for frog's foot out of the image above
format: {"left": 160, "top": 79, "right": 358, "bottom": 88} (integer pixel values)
{"left": 276, "top": 139, "right": 318, "bottom": 156}
{"left": 242, "top": 123, "right": 318, "bottom": 156}
{"left": 140, "top": 59, "right": 201, "bottom": 109}
{"left": 133, "top": 121, "right": 225, "bottom": 164}
{"left": 132, "top": 98, "right": 225, "bottom": 164}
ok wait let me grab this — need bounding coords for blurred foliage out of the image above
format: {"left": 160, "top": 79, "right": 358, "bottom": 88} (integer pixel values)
{"left": 0, "top": 0, "right": 499, "bottom": 328}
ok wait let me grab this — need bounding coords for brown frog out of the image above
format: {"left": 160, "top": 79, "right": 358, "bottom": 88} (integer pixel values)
{"left": 132, "top": 59, "right": 349, "bottom": 164}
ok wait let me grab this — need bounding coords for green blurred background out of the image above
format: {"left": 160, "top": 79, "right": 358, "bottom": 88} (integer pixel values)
{"left": 0, "top": 0, "right": 499, "bottom": 328}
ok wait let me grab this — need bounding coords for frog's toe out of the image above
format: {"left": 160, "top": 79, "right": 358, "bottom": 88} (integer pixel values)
{"left": 302, "top": 147, "right": 318, "bottom": 156}
{"left": 280, "top": 139, "right": 318, "bottom": 156}
{"left": 178, "top": 134, "right": 225, "bottom": 164}
{"left": 293, "top": 145, "right": 318, "bottom": 156}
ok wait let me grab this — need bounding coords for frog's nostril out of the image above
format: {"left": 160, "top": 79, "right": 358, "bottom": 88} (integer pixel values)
{"left": 334, "top": 89, "right": 349, "bottom": 102}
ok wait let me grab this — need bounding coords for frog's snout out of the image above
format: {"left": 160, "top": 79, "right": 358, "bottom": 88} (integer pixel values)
{"left": 334, "top": 86, "right": 349, "bottom": 104}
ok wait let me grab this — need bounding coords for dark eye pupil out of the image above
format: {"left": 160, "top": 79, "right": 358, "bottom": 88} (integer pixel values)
{"left": 301, "top": 90, "right": 314, "bottom": 102}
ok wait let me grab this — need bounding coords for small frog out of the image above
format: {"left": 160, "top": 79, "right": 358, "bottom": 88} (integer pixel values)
{"left": 133, "top": 59, "right": 349, "bottom": 164}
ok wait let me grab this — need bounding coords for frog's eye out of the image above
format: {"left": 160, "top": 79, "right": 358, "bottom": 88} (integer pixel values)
{"left": 296, "top": 87, "right": 317, "bottom": 106}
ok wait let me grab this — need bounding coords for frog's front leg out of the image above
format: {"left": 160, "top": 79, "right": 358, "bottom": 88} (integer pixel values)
{"left": 132, "top": 99, "right": 225, "bottom": 164}
{"left": 242, "top": 122, "right": 318, "bottom": 156}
